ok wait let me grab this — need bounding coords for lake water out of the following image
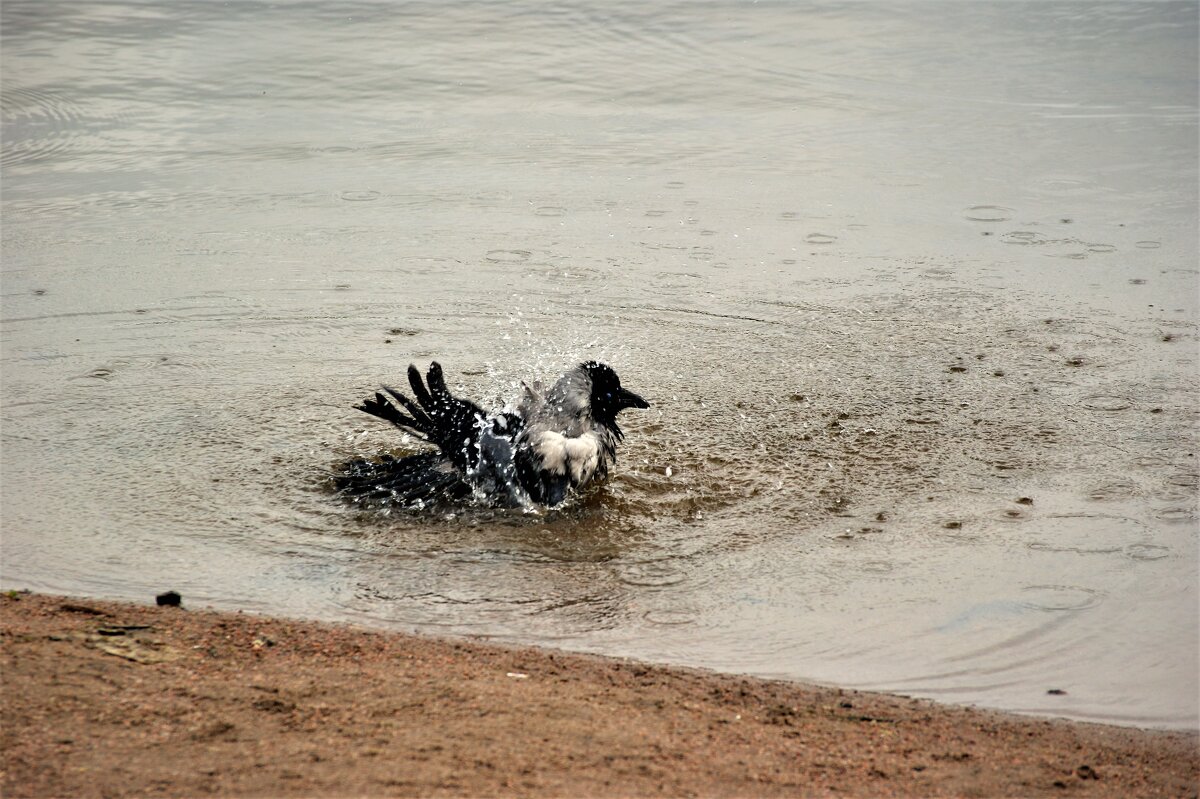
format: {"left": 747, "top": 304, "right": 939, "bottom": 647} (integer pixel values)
{"left": 3, "top": 0, "right": 1197, "bottom": 730}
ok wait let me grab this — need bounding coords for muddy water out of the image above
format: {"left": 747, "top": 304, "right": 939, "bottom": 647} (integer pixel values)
{"left": 3, "top": 1, "right": 1197, "bottom": 729}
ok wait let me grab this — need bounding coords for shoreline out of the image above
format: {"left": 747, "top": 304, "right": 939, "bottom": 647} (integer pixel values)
{"left": 3, "top": 591, "right": 1196, "bottom": 798}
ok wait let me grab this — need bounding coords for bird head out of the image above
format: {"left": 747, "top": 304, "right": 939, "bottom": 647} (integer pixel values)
{"left": 580, "top": 361, "right": 650, "bottom": 430}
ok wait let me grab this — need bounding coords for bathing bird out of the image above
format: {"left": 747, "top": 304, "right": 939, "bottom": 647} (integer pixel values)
{"left": 336, "top": 361, "right": 650, "bottom": 509}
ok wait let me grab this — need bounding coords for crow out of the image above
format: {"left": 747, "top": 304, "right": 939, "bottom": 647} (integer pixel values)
{"left": 336, "top": 361, "right": 650, "bottom": 509}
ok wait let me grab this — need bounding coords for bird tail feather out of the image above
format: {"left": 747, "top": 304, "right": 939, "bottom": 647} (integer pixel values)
{"left": 334, "top": 451, "right": 470, "bottom": 507}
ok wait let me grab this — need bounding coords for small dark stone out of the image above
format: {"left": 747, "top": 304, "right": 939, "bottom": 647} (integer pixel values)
{"left": 1047, "top": 688, "right": 1067, "bottom": 695}
{"left": 943, "top": 521, "right": 962, "bottom": 530}
{"left": 1076, "top": 764, "right": 1098, "bottom": 780}
{"left": 1016, "top": 497, "right": 1034, "bottom": 505}
{"left": 156, "top": 591, "right": 182, "bottom": 607}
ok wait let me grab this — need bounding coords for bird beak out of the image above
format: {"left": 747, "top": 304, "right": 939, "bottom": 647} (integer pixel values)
{"left": 618, "top": 388, "right": 650, "bottom": 410}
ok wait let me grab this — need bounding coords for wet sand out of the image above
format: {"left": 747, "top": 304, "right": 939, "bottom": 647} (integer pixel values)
{"left": 2, "top": 592, "right": 1195, "bottom": 798}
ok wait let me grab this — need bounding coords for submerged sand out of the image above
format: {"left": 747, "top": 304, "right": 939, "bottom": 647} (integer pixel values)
{"left": 2, "top": 592, "right": 1196, "bottom": 798}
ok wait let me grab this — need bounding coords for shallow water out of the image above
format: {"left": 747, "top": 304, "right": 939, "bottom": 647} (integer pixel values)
{"left": 3, "top": 0, "right": 1197, "bottom": 729}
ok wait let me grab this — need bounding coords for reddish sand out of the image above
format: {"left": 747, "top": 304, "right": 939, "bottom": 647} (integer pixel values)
{"left": 2, "top": 592, "right": 1196, "bottom": 798}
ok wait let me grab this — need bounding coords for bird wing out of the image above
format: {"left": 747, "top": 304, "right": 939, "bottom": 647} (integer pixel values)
{"left": 355, "top": 362, "right": 487, "bottom": 475}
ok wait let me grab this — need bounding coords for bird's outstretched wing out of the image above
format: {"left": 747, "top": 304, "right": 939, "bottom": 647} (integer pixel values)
{"left": 355, "top": 362, "right": 487, "bottom": 474}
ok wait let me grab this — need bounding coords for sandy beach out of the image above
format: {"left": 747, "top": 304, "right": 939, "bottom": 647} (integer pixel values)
{"left": 2, "top": 591, "right": 1195, "bottom": 798}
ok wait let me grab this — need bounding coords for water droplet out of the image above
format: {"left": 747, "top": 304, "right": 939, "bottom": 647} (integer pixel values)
{"left": 485, "top": 249, "right": 531, "bottom": 263}
{"left": 1022, "top": 514, "right": 1146, "bottom": 556}
{"left": 1165, "top": 473, "right": 1199, "bottom": 488}
{"left": 1085, "top": 480, "right": 1138, "bottom": 501}
{"left": 1135, "top": 240, "right": 1161, "bottom": 249}
{"left": 1035, "top": 177, "right": 1093, "bottom": 195}
{"left": 1133, "top": 455, "right": 1169, "bottom": 468}
{"left": 338, "top": 190, "right": 380, "bottom": 202}
{"left": 1153, "top": 507, "right": 1194, "bottom": 523}
{"left": 643, "top": 609, "right": 695, "bottom": 626}
{"left": 1001, "top": 231, "right": 1046, "bottom": 246}
{"left": 534, "top": 206, "right": 566, "bottom": 217}
{"left": 963, "top": 205, "right": 1014, "bottom": 222}
{"left": 1078, "top": 394, "right": 1132, "bottom": 411}
{"left": 1020, "top": 585, "right": 1103, "bottom": 611}
{"left": 1028, "top": 541, "right": 1123, "bottom": 555}
{"left": 804, "top": 233, "right": 837, "bottom": 245}
{"left": 1125, "top": 543, "right": 1171, "bottom": 561}
{"left": 618, "top": 563, "right": 686, "bottom": 588}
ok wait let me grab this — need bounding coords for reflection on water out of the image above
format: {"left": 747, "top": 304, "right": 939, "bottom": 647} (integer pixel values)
{"left": 2, "top": 0, "right": 1197, "bottom": 729}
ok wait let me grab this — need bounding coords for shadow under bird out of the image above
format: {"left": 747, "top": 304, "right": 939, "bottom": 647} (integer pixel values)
{"left": 336, "top": 361, "right": 650, "bottom": 509}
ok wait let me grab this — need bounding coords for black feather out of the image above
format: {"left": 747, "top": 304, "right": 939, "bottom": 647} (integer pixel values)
{"left": 338, "top": 360, "right": 649, "bottom": 510}
{"left": 383, "top": 385, "right": 433, "bottom": 430}
{"left": 334, "top": 452, "right": 470, "bottom": 507}
{"left": 407, "top": 364, "right": 435, "bottom": 409}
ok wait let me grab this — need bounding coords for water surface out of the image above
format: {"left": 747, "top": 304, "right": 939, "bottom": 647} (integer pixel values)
{"left": 3, "top": 0, "right": 1197, "bottom": 729}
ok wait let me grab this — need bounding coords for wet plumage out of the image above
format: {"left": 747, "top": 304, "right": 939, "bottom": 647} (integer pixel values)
{"left": 336, "top": 361, "right": 649, "bottom": 509}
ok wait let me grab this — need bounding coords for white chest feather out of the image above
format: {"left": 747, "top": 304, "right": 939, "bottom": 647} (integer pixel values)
{"left": 534, "top": 430, "right": 603, "bottom": 485}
